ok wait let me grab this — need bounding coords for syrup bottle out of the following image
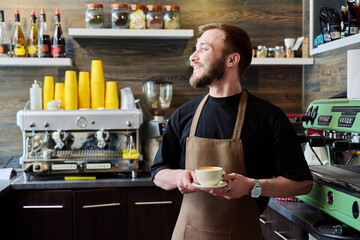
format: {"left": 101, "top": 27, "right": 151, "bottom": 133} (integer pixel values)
{"left": 0, "top": 10, "right": 10, "bottom": 57}
{"left": 27, "top": 8, "right": 38, "bottom": 57}
{"left": 51, "top": 8, "right": 66, "bottom": 58}
{"left": 38, "top": 7, "right": 51, "bottom": 58}
{"left": 11, "top": 7, "right": 26, "bottom": 57}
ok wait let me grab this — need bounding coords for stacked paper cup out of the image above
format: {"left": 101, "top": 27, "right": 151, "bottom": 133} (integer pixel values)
{"left": 91, "top": 60, "right": 105, "bottom": 110}
{"left": 54, "top": 83, "right": 65, "bottom": 109}
{"left": 105, "top": 81, "right": 119, "bottom": 109}
{"left": 78, "top": 71, "right": 91, "bottom": 109}
{"left": 43, "top": 76, "right": 54, "bottom": 110}
{"left": 64, "top": 71, "right": 78, "bottom": 110}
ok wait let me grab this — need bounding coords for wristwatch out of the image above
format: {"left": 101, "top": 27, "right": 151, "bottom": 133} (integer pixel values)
{"left": 251, "top": 179, "right": 261, "bottom": 198}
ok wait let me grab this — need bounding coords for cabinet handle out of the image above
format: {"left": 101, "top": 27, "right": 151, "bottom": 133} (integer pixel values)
{"left": 82, "top": 202, "right": 120, "bottom": 209}
{"left": 259, "top": 217, "right": 271, "bottom": 224}
{"left": 135, "top": 201, "right": 173, "bottom": 206}
{"left": 274, "top": 231, "right": 294, "bottom": 240}
{"left": 23, "top": 205, "right": 64, "bottom": 209}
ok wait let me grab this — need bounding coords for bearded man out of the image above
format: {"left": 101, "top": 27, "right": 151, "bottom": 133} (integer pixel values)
{"left": 151, "top": 23, "right": 313, "bottom": 240}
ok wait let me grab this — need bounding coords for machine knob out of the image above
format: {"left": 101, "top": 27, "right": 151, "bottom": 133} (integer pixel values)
{"left": 126, "top": 121, "right": 131, "bottom": 127}
{"left": 30, "top": 122, "right": 35, "bottom": 128}
{"left": 295, "top": 116, "right": 313, "bottom": 122}
{"left": 35, "top": 165, "right": 41, "bottom": 170}
{"left": 44, "top": 122, "right": 49, "bottom": 128}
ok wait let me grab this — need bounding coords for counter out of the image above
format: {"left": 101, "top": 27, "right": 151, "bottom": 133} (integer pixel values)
{"left": 1, "top": 172, "right": 358, "bottom": 239}
{"left": 11, "top": 174, "right": 155, "bottom": 190}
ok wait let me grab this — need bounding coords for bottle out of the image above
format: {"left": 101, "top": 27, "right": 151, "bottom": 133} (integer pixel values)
{"left": 30, "top": 80, "right": 42, "bottom": 110}
{"left": 27, "top": 8, "right": 38, "bottom": 57}
{"left": 0, "top": 10, "right": 10, "bottom": 57}
{"left": 11, "top": 7, "right": 26, "bottom": 57}
{"left": 38, "top": 7, "right": 51, "bottom": 58}
{"left": 51, "top": 8, "right": 65, "bottom": 58}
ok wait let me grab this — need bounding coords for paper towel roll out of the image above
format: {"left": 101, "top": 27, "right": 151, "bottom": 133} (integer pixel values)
{"left": 347, "top": 49, "right": 360, "bottom": 99}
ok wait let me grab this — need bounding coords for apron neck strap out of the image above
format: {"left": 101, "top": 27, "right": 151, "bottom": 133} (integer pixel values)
{"left": 189, "top": 94, "right": 209, "bottom": 137}
{"left": 232, "top": 90, "right": 247, "bottom": 139}
{"left": 189, "top": 91, "right": 248, "bottom": 139}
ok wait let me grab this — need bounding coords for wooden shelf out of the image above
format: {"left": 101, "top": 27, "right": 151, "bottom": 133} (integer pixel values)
{"left": 0, "top": 58, "right": 73, "bottom": 67}
{"left": 68, "top": 28, "right": 194, "bottom": 39}
{"left": 251, "top": 58, "right": 314, "bottom": 65}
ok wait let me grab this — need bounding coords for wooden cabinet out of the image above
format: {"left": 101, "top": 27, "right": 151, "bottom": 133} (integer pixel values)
{"left": 73, "top": 188, "right": 127, "bottom": 240}
{"left": 12, "top": 186, "right": 182, "bottom": 240}
{"left": 127, "top": 187, "right": 183, "bottom": 240}
{"left": 13, "top": 190, "right": 73, "bottom": 240}
{"left": 260, "top": 207, "right": 307, "bottom": 240}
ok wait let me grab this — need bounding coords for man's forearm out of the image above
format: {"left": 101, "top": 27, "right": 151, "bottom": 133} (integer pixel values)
{"left": 259, "top": 176, "right": 313, "bottom": 198}
{"left": 153, "top": 169, "right": 181, "bottom": 190}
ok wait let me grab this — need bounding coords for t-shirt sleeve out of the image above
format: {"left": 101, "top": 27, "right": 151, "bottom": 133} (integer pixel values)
{"left": 150, "top": 112, "right": 182, "bottom": 180}
{"left": 268, "top": 109, "right": 313, "bottom": 181}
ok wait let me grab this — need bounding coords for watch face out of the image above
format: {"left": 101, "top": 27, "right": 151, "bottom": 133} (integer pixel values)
{"left": 252, "top": 188, "right": 261, "bottom": 197}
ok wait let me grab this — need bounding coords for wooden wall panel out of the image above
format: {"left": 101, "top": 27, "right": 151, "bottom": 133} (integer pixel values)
{"left": 0, "top": 0, "right": 303, "bottom": 162}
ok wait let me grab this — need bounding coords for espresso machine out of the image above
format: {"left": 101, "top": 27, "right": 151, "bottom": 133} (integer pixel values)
{"left": 17, "top": 109, "right": 143, "bottom": 181}
{"left": 296, "top": 97, "right": 360, "bottom": 233}
{"left": 142, "top": 81, "right": 173, "bottom": 169}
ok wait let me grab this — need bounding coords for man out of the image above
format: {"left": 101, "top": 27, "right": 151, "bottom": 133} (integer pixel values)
{"left": 151, "top": 23, "right": 313, "bottom": 240}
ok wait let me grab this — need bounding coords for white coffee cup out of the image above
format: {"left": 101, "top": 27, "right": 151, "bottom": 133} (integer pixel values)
{"left": 195, "top": 166, "right": 223, "bottom": 186}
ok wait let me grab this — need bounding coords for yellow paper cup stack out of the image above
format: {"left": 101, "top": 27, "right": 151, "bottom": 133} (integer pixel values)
{"left": 64, "top": 71, "right": 78, "bottom": 110}
{"left": 105, "top": 81, "right": 119, "bottom": 110}
{"left": 91, "top": 60, "right": 105, "bottom": 110}
{"left": 78, "top": 71, "right": 91, "bottom": 109}
{"left": 54, "top": 83, "right": 65, "bottom": 109}
{"left": 43, "top": 76, "right": 54, "bottom": 110}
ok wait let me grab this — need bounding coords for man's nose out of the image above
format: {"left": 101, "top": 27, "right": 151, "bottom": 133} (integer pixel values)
{"left": 189, "top": 51, "right": 199, "bottom": 63}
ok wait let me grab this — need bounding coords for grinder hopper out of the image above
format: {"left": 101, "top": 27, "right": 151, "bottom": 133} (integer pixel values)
{"left": 142, "top": 81, "right": 173, "bottom": 169}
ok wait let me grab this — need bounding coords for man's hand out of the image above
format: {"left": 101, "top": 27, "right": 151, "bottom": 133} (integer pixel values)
{"left": 153, "top": 169, "right": 200, "bottom": 194}
{"left": 175, "top": 170, "right": 200, "bottom": 194}
{"left": 209, "top": 173, "right": 254, "bottom": 199}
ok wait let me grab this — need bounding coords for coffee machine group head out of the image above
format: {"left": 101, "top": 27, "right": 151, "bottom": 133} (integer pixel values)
{"left": 142, "top": 81, "right": 173, "bottom": 168}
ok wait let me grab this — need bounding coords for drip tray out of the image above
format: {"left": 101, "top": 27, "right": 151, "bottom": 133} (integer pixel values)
{"left": 311, "top": 219, "right": 360, "bottom": 239}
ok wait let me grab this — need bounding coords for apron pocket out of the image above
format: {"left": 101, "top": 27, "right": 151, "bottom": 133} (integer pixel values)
{"left": 184, "top": 224, "right": 231, "bottom": 240}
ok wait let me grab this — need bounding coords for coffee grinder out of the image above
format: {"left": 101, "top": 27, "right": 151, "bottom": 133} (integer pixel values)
{"left": 142, "top": 81, "right": 173, "bottom": 169}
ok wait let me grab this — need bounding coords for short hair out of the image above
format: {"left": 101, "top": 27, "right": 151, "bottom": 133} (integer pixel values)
{"left": 199, "top": 23, "right": 252, "bottom": 80}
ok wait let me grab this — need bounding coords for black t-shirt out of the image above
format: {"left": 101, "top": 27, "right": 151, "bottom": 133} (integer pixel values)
{"left": 151, "top": 90, "right": 313, "bottom": 213}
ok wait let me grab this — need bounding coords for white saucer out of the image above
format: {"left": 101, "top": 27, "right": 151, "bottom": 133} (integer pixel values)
{"left": 192, "top": 181, "right": 227, "bottom": 191}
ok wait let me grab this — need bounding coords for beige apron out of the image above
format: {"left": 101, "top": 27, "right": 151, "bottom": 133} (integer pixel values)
{"left": 172, "top": 91, "right": 263, "bottom": 240}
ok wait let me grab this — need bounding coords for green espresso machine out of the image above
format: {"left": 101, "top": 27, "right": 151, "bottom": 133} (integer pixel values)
{"left": 296, "top": 97, "right": 360, "bottom": 232}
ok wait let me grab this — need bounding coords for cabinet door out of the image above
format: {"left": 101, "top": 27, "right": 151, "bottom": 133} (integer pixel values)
{"left": 0, "top": 191, "right": 15, "bottom": 235}
{"left": 14, "top": 190, "right": 73, "bottom": 240}
{"left": 73, "top": 188, "right": 126, "bottom": 240}
{"left": 127, "top": 187, "right": 182, "bottom": 240}
{"left": 262, "top": 207, "right": 307, "bottom": 240}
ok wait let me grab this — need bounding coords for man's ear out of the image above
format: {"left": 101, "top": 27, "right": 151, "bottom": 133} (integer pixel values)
{"left": 227, "top": 53, "right": 240, "bottom": 67}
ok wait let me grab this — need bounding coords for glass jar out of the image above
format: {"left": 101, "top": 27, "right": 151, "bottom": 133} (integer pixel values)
{"left": 85, "top": 4, "right": 104, "bottom": 29}
{"left": 129, "top": 4, "right": 146, "bottom": 29}
{"left": 163, "top": 5, "right": 180, "bottom": 29}
{"left": 146, "top": 5, "right": 163, "bottom": 29}
{"left": 256, "top": 46, "right": 267, "bottom": 58}
{"left": 267, "top": 48, "right": 275, "bottom": 58}
{"left": 111, "top": 4, "right": 129, "bottom": 29}
{"left": 275, "top": 46, "right": 285, "bottom": 58}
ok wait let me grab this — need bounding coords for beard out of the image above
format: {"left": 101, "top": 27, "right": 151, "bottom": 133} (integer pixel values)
{"left": 189, "top": 55, "right": 226, "bottom": 88}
